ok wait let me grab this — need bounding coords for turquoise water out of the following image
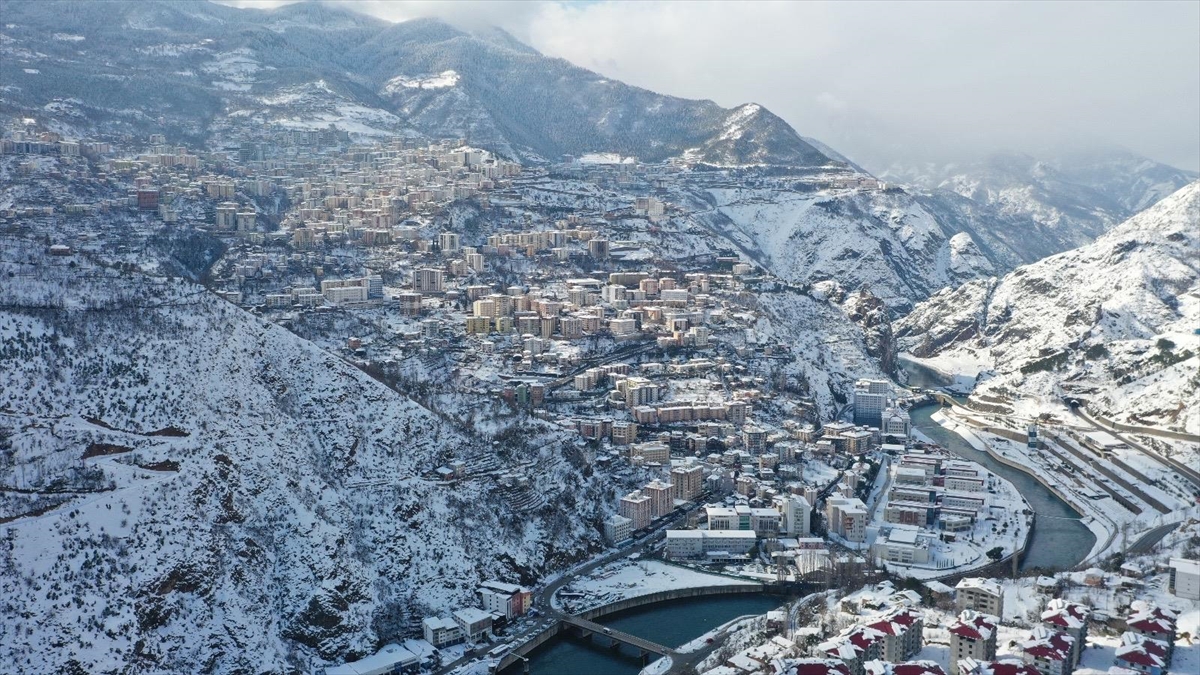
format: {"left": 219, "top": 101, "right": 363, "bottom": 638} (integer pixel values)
{"left": 908, "top": 403, "right": 1095, "bottom": 571}
{"left": 515, "top": 594, "right": 784, "bottom": 675}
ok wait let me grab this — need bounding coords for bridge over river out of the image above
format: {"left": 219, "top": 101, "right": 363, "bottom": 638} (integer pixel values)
{"left": 494, "top": 583, "right": 771, "bottom": 673}
{"left": 561, "top": 615, "right": 674, "bottom": 660}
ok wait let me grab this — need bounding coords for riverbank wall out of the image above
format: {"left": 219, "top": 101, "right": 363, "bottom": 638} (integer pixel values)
{"left": 578, "top": 584, "right": 768, "bottom": 622}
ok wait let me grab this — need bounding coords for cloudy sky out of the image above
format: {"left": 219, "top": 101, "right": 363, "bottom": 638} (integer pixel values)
{"left": 225, "top": 0, "right": 1200, "bottom": 171}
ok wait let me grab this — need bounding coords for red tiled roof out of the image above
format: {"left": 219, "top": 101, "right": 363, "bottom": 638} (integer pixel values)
{"left": 983, "top": 660, "right": 1043, "bottom": 675}
{"left": 1115, "top": 646, "right": 1165, "bottom": 669}
{"left": 892, "top": 663, "right": 947, "bottom": 675}
{"left": 1022, "top": 629, "right": 1073, "bottom": 662}
{"left": 790, "top": 659, "right": 855, "bottom": 675}
{"left": 951, "top": 613, "right": 997, "bottom": 641}
{"left": 1127, "top": 616, "right": 1174, "bottom": 636}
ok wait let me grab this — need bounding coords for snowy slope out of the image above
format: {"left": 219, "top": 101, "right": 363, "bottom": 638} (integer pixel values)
{"left": 0, "top": 253, "right": 611, "bottom": 673}
{"left": 896, "top": 181, "right": 1200, "bottom": 434}
{"left": 698, "top": 185, "right": 1001, "bottom": 310}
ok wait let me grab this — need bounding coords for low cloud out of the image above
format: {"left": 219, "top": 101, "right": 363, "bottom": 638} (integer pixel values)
{"left": 222, "top": 0, "right": 1200, "bottom": 171}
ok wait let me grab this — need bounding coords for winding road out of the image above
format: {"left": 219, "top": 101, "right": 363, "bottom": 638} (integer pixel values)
{"left": 435, "top": 499, "right": 712, "bottom": 675}
{"left": 1069, "top": 405, "right": 1200, "bottom": 492}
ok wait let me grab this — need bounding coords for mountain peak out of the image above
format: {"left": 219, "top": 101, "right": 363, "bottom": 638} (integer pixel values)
{"left": 2, "top": 0, "right": 835, "bottom": 167}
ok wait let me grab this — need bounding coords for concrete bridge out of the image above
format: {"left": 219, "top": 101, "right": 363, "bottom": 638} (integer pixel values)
{"left": 561, "top": 614, "right": 674, "bottom": 662}
{"left": 493, "top": 582, "right": 766, "bottom": 673}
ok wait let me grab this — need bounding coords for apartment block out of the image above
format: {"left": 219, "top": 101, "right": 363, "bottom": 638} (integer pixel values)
{"left": 619, "top": 490, "right": 653, "bottom": 530}
{"left": 956, "top": 578, "right": 1004, "bottom": 618}
{"left": 950, "top": 611, "right": 999, "bottom": 675}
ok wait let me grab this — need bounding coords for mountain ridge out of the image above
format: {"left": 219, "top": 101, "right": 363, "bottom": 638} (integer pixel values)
{"left": 896, "top": 180, "right": 1200, "bottom": 433}
{"left": 0, "top": 1, "right": 834, "bottom": 166}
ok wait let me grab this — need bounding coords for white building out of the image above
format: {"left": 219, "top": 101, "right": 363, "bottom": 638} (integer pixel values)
{"left": 321, "top": 278, "right": 369, "bottom": 305}
{"left": 480, "top": 588, "right": 514, "bottom": 620}
{"left": 957, "top": 578, "right": 1005, "bottom": 618}
{"left": 422, "top": 616, "right": 463, "bottom": 648}
{"left": 882, "top": 407, "right": 911, "bottom": 439}
{"left": 413, "top": 268, "right": 444, "bottom": 293}
{"left": 870, "top": 526, "right": 933, "bottom": 565}
{"left": 215, "top": 202, "right": 238, "bottom": 230}
{"left": 825, "top": 496, "right": 868, "bottom": 542}
{"left": 665, "top": 529, "right": 756, "bottom": 559}
{"left": 1168, "top": 557, "right": 1199, "bottom": 600}
{"left": 604, "top": 513, "right": 633, "bottom": 544}
{"left": 853, "top": 379, "right": 890, "bottom": 428}
{"left": 776, "top": 495, "right": 811, "bottom": 537}
{"left": 661, "top": 288, "right": 690, "bottom": 306}
{"left": 610, "top": 317, "right": 638, "bottom": 336}
{"left": 236, "top": 210, "right": 256, "bottom": 232}
{"left": 452, "top": 607, "right": 493, "bottom": 642}
{"left": 438, "top": 231, "right": 461, "bottom": 252}
{"left": 707, "top": 504, "right": 751, "bottom": 531}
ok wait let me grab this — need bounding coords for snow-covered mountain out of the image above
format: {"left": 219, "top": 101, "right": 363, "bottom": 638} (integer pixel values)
{"left": 5, "top": 0, "right": 1183, "bottom": 301}
{"left": 882, "top": 150, "right": 1197, "bottom": 249}
{"left": 896, "top": 181, "right": 1200, "bottom": 434}
{"left": 684, "top": 181, "right": 1037, "bottom": 311}
{"left": 0, "top": 0, "right": 831, "bottom": 166}
{"left": 0, "top": 250, "right": 615, "bottom": 672}
{"left": 0, "top": 150, "right": 913, "bottom": 672}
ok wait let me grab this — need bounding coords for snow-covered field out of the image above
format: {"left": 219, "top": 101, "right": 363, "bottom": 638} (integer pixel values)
{"left": 557, "top": 559, "right": 759, "bottom": 613}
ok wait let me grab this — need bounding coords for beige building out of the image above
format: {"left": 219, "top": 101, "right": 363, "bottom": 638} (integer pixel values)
{"left": 413, "top": 268, "right": 444, "bottom": 293}
{"left": 956, "top": 578, "right": 1005, "bottom": 618}
{"left": 950, "top": 610, "right": 999, "bottom": 675}
{"left": 644, "top": 479, "right": 674, "bottom": 518}
{"left": 671, "top": 464, "right": 704, "bottom": 501}
{"left": 619, "top": 490, "right": 652, "bottom": 530}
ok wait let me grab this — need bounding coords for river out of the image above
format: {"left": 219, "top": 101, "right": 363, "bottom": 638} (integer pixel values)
{"left": 509, "top": 594, "right": 783, "bottom": 675}
{"left": 902, "top": 358, "right": 1096, "bottom": 570}
{"left": 899, "top": 358, "right": 1097, "bottom": 571}
{"left": 511, "top": 367, "right": 1094, "bottom": 673}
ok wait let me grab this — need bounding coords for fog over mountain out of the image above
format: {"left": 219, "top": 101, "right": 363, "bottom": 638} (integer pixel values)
{"left": 3, "top": 2, "right": 1200, "bottom": 675}
{"left": 222, "top": 0, "right": 1200, "bottom": 173}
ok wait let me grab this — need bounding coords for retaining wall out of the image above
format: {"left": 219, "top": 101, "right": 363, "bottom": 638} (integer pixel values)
{"left": 1085, "top": 408, "right": 1200, "bottom": 443}
{"left": 578, "top": 583, "right": 767, "bottom": 621}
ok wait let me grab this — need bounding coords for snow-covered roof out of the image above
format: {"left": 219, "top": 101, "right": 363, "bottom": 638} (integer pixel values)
{"left": 480, "top": 580, "right": 524, "bottom": 595}
{"left": 452, "top": 607, "right": 492, "bottom": 626}
{"left": 866, "top": 661, "right": 948, "bottom": 675}
{"left": 960, "top": 659, "right": 1042, "bottom": 675}
{"left": 1041, "top": 599, "right": 1089, "bottom": 629}
{"left": 324, "top": 644, "right": 418, "bottom": 675}
{"left": 950, "top": 610, "right": 999, "bottom": 641}
{"left": 782, "top": 659, "right": 854, "bottom": 675}
{"left": 423, "top": 616, "right": 457, "bottom": 631}
{"left": 925, "top": 580, "right": 954, "bottom": 594}
{"left": 1021, "top": 626, "right": 1073, "bottom": 661}
{"left": 1169, "top": 556, "right": 1200, "bottom": 575}
{"left": 956, "top": 577, "right": 1002, "bottom": 596}
{"left": 1115, "top": 636, "right": 1167, "bottom": 670}
{"left": 1125, "top": 612, "right": 1176, "bottom": 637}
